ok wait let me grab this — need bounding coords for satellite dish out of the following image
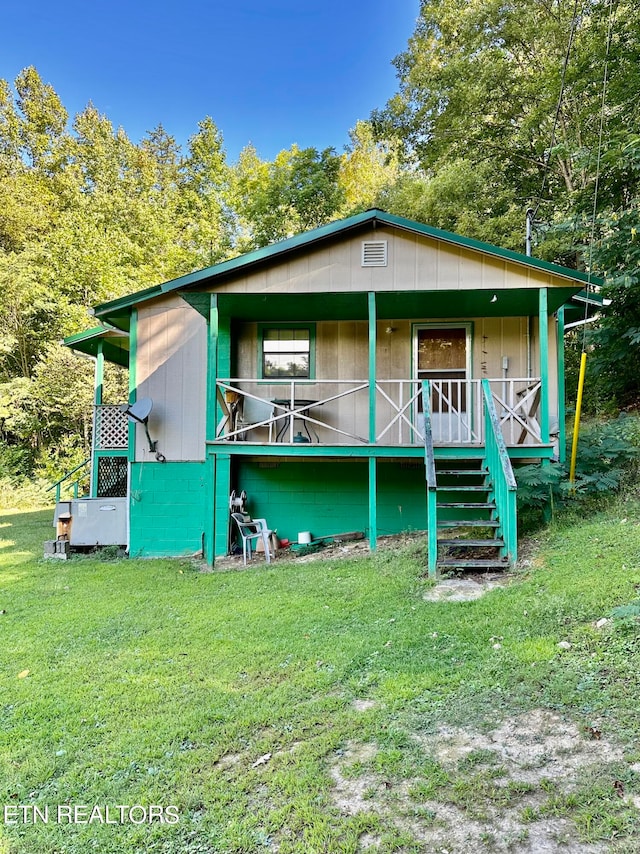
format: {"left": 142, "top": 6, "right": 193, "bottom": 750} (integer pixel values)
{"left": 119, "top": 397, "right": 165, "bottom": 461}
{"left": 121, "top": 397, "right": 153, "bottom": 424}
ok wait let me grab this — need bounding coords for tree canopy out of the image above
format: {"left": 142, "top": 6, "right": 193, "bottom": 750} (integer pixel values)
{"left": 2, "top": 6, "right": 640, "bottom": 483}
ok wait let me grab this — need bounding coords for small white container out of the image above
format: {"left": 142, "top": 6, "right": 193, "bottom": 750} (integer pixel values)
{"left": 298, "top": 531, "right": 312, "bottom": 545}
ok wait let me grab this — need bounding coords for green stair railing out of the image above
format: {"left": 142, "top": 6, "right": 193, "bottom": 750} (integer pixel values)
{"left": 422, "top": 381, "right": 438, "bottom": 577}
{"left": 46, "top": 458, "right": 91, "bottom": 503}
{"left": 482, "top": 379, "right": 518, "bottom": 564}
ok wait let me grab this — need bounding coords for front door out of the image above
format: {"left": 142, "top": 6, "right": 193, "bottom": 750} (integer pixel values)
{"left": 415, "top": 325, "right": 471, "bottom": 442}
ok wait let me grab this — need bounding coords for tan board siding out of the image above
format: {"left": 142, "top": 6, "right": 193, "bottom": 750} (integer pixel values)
{"left": 216, "top": 227, "right": 561, "bottom": 295}
{"left": 233, "top": 316, "right": 558, "bottom": 445}
{"left": 136, "top": 296, "right": 207, "bottom": 461}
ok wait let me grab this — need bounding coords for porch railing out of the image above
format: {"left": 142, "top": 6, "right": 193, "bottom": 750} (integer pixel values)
{"left": 422, "top": 381, "right": 438, "bottom": 576}
{"left": 482, "top": 380, "right": 518, "bottom": 564}
{"left": 212, "top": 377, "right": 544, "bottom": 447}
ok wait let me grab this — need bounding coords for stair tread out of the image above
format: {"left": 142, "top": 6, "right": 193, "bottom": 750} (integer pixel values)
{"left": 438, "top": 538, "right": 504, "bottom": 547}
{"left": 437, "top": 501, "right": 496, "bottom": 508}
{"left": 438, "top": 519, "right": 500, "bottom": 527}
{"left": 436, "top": 470, "right": 489, "bottom": 476}
{"left": 437, "top": 485, "right": 489, "bottom": 492}
{"left": 437, "top": 558, "right": 509, "bottom": 568}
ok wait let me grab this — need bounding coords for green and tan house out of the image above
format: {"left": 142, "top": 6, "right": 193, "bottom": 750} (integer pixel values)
{"left": 61, "top": 209, "right": 600, "bottom": 573}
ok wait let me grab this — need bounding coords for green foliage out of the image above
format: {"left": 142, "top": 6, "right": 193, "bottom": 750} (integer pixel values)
{"left": 516, "top": 415, "right": 640, "bottom": 527}
{"left": 231, "top": 143, "right": 345, "bottom": 248}
{"left": 0, "top": 476, "right": 51, "bottom": 509}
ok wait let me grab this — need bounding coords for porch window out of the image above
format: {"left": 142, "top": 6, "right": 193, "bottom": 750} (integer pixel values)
{"left": 259, "top": 324, "right": 315, "bottom": 379}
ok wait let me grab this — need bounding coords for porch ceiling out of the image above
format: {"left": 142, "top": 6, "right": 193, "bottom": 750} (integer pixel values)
{"left": 193, "top": 287, "right": 581, "bottom": 322}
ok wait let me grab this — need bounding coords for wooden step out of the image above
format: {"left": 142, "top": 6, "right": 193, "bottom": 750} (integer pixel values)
{"left": 437, "top": 558, "right": 509, "bottom": 569}
{"left": 437, "top": 485, "right": 489, "bottom": 492}
{"left": 438, "top": 519, "right": 500, "bottom": 528}
{"left": 438, "top": 538, "right": 504, "bottom": 547}
{"left": 436, "top": 468, "right": 489, "bottom": 477}
{"left": 437, "top": 501, "right": 496, "bottom": 509}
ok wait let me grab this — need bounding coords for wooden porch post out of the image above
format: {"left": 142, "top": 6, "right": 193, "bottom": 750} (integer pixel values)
{"left": 368, "top": 292, "right": 377, "bottom": 550}
{"left": 539, "top": 288, "right": 550, "bottom": 445}
{"left": 206, "top": 294, "right": 222, "bottom": 565}
{"left": 206, "top": 294, "right": 219, "bottom": 443}
{"left": 556, "top": 306, "right": 566, "bottom": 463}
{"left": 127, "top": 308, "right": 138, "bottom": 463}
{"left": 90, "top": 339, "right": 104, "bottom": 498}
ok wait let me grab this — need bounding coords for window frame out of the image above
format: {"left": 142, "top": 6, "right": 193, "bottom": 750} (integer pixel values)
{"left": 257, "top": 322, "right": 316, "bottom": 381}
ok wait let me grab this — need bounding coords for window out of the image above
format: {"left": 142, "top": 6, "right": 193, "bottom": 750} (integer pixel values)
{"left": 259, "top": 325, "right": 315, "bottom": 379}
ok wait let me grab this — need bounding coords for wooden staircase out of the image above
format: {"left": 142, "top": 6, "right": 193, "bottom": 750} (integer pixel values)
{"left": 434, "top": 456, "right": 510, "bottom": 572}
{"left": 423, "top": 379, "right": 518, "bottom": 577}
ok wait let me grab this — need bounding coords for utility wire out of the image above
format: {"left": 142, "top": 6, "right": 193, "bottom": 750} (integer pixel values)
{"left": 581, "top": 0, "right": 616, "bottom": 349}
{"left": 530, "top": 0, "right": 581, "bottom": 225}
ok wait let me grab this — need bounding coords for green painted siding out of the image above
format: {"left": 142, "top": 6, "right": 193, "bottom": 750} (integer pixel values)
{"left": 234, "top": 458, "right": 427, "bottom": 548}
{"left": 129, "top": 461, "right": 207, "bottom": 557}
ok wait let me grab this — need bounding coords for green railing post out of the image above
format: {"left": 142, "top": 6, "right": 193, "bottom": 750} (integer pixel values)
{"left": 482, "top": 380, "right": 518, "bottom": 565}
{"left": 422, "top": 381, "right": 438, "bottom": 577}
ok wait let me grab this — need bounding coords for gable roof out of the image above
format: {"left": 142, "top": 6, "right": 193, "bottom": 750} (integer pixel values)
{"left": 92, "top": 209, "right": 603, "bottom": 330}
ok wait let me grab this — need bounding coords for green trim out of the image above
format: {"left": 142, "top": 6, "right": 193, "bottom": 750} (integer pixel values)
{"left": 368, "top": 456, "right": 377, "bottom": 550}
{"left": 557, "top": 306, "right": 566, "bottom": 463}
{"left": 204, "top": 454, "right": 215, "bottom": 566}
{"left": 257, "top": 322, "right": 316, "bottom": 380}
{"left": 205, "top": 441, "right": 555, "bottom": 460}
{"left": 206, "top": 295, "right": 219, "bottom": 442}
{"left": 482, "top": 380, "right": 518, "bottom": 564}
{"left": 539, "top": 288, "right": 550, "bottom": 444}
{"left": 127, "top": 309, "right": 138, "bottom": 463}
{"left": 214, "top": 453, "right": 231, "bottom": 558}
{"left": 91, "top": 209, "right": 602, "bottom": 328}
{"left": 368, "top": 293, "right": 377, "bottom": 443}
{"left": 63, "top": 325, "right": 130, "bottom": 367}
{"left": 422, "top": 381, "right": 438, "bottom": 578}
{"left": 90, "top": 341, "right": 105, "bottom": 497}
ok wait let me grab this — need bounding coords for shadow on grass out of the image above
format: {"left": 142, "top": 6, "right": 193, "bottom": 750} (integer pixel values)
{"left": 0, "top": 507, "right": 54, "bottom": 568}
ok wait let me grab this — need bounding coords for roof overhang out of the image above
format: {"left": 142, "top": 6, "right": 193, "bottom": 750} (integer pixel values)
{"left": 63, "top": 326, "right": 130, "bottom": 367}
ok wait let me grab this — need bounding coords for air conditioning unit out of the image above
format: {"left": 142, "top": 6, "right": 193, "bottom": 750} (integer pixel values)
{"left": 54, "top": 498, "right": 128, "bottom": 548}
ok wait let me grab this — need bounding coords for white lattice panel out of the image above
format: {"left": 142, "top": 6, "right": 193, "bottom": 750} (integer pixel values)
{"left": 94, "top": 405, "right": 129, "bottom": 450}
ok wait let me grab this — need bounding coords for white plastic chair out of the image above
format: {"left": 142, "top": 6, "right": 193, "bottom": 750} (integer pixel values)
{"left": 231, "top": 513, "right": 273, "bottom": 564}
{"left": 235, "top": 396, "right": 275, "bottom": 442}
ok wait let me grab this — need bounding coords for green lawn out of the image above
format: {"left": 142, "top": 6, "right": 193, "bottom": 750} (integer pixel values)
{"left": 1, "top": 504, "right": 640, "bottom": 853}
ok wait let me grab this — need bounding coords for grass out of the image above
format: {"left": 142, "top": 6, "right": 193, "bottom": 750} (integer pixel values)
{"left": 0, "top": 502, "right": 640, "bottom": 852}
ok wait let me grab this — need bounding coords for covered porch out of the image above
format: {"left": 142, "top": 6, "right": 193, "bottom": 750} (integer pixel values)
{"left": 186, "top": 285, "right": 571, "bottom": 460}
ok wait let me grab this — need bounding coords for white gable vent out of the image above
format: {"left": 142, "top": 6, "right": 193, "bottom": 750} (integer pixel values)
{"left": 361, "top": 240, "right": 388, "bottom": 267}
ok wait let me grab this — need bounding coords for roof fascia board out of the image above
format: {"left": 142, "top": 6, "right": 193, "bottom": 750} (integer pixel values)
{"left": 374, "top": 211, "right": 603, "bottom": 287}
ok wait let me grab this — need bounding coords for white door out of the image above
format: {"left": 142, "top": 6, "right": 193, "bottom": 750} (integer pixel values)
{"left": 415, "top": 325, "right": 471, "bottom": 443}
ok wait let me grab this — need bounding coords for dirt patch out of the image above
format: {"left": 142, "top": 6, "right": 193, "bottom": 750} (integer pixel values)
{"left": 423, "top": 573, "right": 509, "bottom": 602}
{"left": 329, "top": 741, "right": 379, "bottom": 815}
{"left": 330, "top": 709, "right": 638, "bottom": 853}
{"left": 352, "top": 699, "right": 377, "bottom": 712}
{"left": 417, "top": 708, "right": 624, "bottom": 784}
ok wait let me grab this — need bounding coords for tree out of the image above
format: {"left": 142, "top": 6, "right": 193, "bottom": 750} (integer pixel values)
{"left": 372, "top": 0, "right": 640, "bottom": 253}
{"left": 338, "top": 120, "right": 401, "bottom": 215}
{"left": 231, "top": 144, "right": 344, "bottom": 248}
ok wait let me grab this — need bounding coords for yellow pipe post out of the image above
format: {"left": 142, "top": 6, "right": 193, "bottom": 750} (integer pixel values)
{"left": 569, "top": 351, "right": 587, "bottom": 488}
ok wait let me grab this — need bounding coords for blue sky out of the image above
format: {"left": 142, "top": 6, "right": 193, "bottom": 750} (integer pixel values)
{"left": 2, "top": 0, "right": 418, "bottom": 162}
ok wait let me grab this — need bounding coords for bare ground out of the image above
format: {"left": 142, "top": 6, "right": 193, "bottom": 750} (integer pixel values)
{"left": 330, "top": 709, "right": 639, "bottom": 853}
